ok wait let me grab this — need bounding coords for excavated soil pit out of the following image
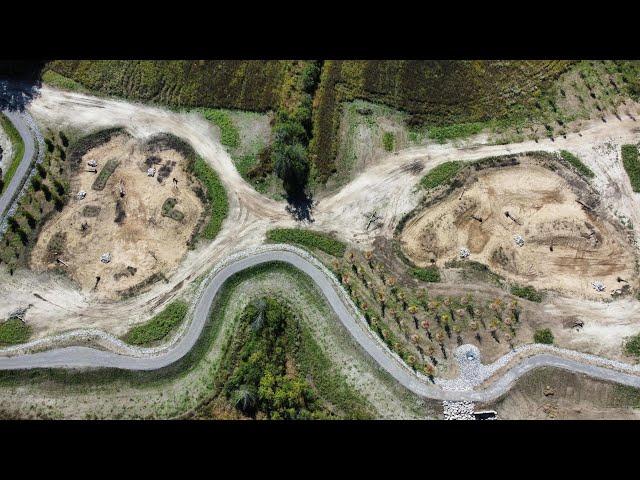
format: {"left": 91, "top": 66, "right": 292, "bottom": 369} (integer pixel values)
{"left": 30, "top": 133, "right": 204, "bottom": 298}
{"left": 400, "top": 160, "right": 638, "bottom": 299}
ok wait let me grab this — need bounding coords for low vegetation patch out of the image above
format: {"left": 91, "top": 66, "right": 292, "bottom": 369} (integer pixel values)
{"left": 198, "top": 109, "right": 240, "bottom": 149}
{"left": 122, "top": 300, "right": 188, "bottom": 346}
{"left": 624, "top": 333, "right": 640, "bottom": 359}
{"left": 560, "top": 150, "right": 595, "bottom": 179}
{"left": 621, "top": 144, "right": 640, "bottom": 192}
{"left": 533, "top": 328, "right": 554, "bottom": 345}
{"left": 0, "top": 318, "right": 32, "bottom": 345}
{"left": 382, "top": 131, "right": 395, "bottom": 152}
{"left": 0, "top": 112, "right": 25, "bottom": 193}
{"left": 420, "top": 161, "right": 463, "bottom": 190}
{"left": 161, "top": 197, "right": 184, "bottom": 222}
{"left": 411, "top": 266, "right": 441, "bottom": 282}
{"left": 91, "top": 158, "right": 119, "bottom": 191}
{"left": 510, "top": 284, "right": 543, "bottom": 303}
{"left": 427, "top": 122, "right": 485, "bottom": 143}
{"left": 266, "top": 228, "right": 346, "bottom": 257}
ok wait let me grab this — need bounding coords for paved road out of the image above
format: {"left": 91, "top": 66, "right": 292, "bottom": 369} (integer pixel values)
{"left": 0, "top": 247, "right": 639, "bottom": 402}
{"left": 0, "top": 110, "right": 35, "bottom": 220}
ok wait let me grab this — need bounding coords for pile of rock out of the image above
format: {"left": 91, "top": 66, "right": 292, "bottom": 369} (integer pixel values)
{"left": 459, "top": 247, "right": 470, "bottom": 259}
{"left": 100, "top": 253, "right": 112, "bottom": 264}
{"left": 76, "top": 191, "right": 86, "bottom": 200}
{"left": 591, "top": 281, "right": 605, "bottom": 292}
{"left": 147, "top": 167, "right": 156, "bottom": 177}
{"left": 513, "top": 234, "right": 525, "bottom": 247}
{"left": 443, "top": 400, "right": 475, "bottom": 420}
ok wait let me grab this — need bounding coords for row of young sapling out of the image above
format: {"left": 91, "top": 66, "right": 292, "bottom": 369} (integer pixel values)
{"left": 331, "top": 250, "right": 523, "bottom": 380}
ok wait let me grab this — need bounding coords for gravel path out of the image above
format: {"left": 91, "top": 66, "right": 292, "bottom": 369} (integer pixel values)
{"left": 0, "top": 110, "right": 39, "bottom": 227}
{"left": 1, "top": 244, "right": 639, "bottom": 403}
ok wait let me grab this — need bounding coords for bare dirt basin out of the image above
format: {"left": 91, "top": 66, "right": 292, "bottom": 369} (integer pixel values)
{"left": 400, "top": 162, "right": 637, "bottom": 299}
{"left": 30, "top": 134, "right": 204, "bottom": 299}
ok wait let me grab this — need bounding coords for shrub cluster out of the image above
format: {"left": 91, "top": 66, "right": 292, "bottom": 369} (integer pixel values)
{"left": 510, "top": 284, "right": 543, "bottom": 303}
{"left": 411, "top": 266, "right": 441, "bottom": 282}
{"left": 533, "top": 328, "right": 554, "bottom": 345}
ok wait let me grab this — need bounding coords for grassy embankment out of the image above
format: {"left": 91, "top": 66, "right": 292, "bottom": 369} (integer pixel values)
{"left": 122, "top": 300, "right": 189, "bottom": 346}
{"left": 0, "top": 318, "right": 32, "bottom": 346}
{"left": 0, "top": 112, "right": 25, "bottom": 193}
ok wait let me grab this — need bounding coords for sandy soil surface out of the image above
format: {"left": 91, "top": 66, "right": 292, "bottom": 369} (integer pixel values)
{"left": 1, "top": 86, "right": 639, "bottom": 358}
{"left": 486, "top": 367, "right": 640, "bottom": 419}
{"left": 30, "top": 134, "right": 203, "bottom": 298}
{"left": 400, "top": 162, "right": 637, "bottom": 299}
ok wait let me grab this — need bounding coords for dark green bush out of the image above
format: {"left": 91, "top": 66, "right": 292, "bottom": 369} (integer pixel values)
{"left": 533, "top": 328, "right": 554, "bottom": 345}
{"left": 511, "top": 284, "right": 543, "bottom": 302}
{"left": 411, "top": 266, "right": 441, "bottom": 282}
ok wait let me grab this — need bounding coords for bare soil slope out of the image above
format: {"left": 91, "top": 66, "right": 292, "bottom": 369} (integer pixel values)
{"left": 400, "top": 161, "right": 637, "bottom": 299}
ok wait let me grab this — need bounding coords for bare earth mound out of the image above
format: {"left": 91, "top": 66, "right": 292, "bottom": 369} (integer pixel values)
{"left": 400, "top": 162, "right": 637, "bottom": 299}
{"left": 30, "top": 134, "right": 204, "bottom": 298}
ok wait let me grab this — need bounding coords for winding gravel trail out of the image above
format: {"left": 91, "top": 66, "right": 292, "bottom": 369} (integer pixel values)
{"left": 1, "top": 245, "right": 638, "bottom": 403}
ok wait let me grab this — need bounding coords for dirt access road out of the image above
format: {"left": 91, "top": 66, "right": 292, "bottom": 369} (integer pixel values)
{"left": 1, "top": 86, "right": 639, "bottom": 347}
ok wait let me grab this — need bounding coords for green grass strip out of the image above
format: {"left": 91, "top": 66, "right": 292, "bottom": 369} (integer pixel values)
{"left": 192, "top": 157, "right": 229, "bottom": 239}
{"left": 198, "top": 109, "right": 240, "bottom": 149}
{"left": 0, "top": 112, "right": 26, "bottom": 193}
{"left": 420, "top": 161, "right": 463, "bottom": 190}
{"left": 266, "top": 228, "right": 347, "bottom": 257}
{"left": 621, "top": 144, "right": 640, "bottom": 192}
{"left": 560, "top": 150, "right": 595, "bottom": 179}
{"left": 0, "top": 318, "right": 32, "bottom": 346}
{"left": 427, "top": 122, "right": 486, "bottom": 144}
{"left": 122, "top": 300, "right": 189, "bottom": 346}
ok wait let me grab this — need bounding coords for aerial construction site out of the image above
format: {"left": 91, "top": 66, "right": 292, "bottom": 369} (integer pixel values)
{"left": 0, "top": 59, "right": 639, "bottom": 421}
